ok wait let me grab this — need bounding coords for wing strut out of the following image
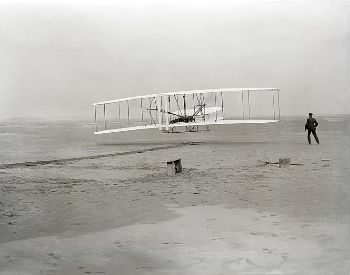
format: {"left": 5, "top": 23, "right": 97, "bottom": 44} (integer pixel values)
{"left": 94, "top": 105, "right": 97, "bottom": 132}
{"left": 141, "top": 98, "right": 143, "bottom": 124}
{"left": 118, "top": 102, "right": 121, "bottom": 122}
{"left": 192, "top": 93, "right": 195, "bottom": 118}
{"left": 278, "top": 89, "right": 281, "bottom": 120}
{"left": 183, "top": 94, "right": 186, "bottom": 117}
{"left": 160, "top": 96, "right": 163, "bottom": 124}
{"left": 214, "top": 92, "right": 217, "bottom": 122}
{"left": 127, "top": 100, "right": 130, "bottom": 126}
{"left": 241, "top": 91, "right": 245, "bottom": 120}
{"left": 157, "top": 95, "right": 162, "bottom": 130}
{"left": 221, "top": 91, "right": 224, "bottom": 119}
{"left": 165, "top": 95, "right": 169, "bottom": 131}
{"left": 248, "top": 90, "right": 251, "bottom": 118}
{"left": 103, "top": 104, "right": 106, "bottom": 130}
{"left": 272, "top": 91, "right": 275, "bottom": 120}
{"left": 203, "top": 93, "right": 206, "bottom": 122}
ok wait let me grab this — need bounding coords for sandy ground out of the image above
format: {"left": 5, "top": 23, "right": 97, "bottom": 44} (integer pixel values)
{"left": 0, "top": 119, "right": 350, "bottom": 274}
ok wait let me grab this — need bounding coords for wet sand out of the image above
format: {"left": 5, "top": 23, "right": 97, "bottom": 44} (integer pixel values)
{"left": 0, "top": 117, "right": 349, "bottom": 274}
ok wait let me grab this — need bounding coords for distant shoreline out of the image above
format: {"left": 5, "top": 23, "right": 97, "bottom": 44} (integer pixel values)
{"left": 1, "top": 114, "right": 349, "bottom": 124}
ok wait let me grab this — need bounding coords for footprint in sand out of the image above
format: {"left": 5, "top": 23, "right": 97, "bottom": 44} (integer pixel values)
{"left": 48, "top": 253, "right": 60, "bottom": 260}
{"left": 113, "top": 241, "right": 123, "bottom": 247}
{"left": 250, "top": 232, "right": 264, "bottom": 236}
{"left": 262, "top": 248, "right": 275, "bottom": 254}
{"left": 281, "top": 252, "right": 289, "bottom": 262}
{"left": 3, "top": 255, "right": 12, "bottom": 262}
{"left": 135, "top": 266, "right": 152, "bottom": 270}
{"left": 229, "top": 257, "right": 262, "bottom": 269}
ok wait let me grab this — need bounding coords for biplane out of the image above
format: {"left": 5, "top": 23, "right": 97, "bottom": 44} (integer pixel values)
{"left": 93, "top": 88, "right": 280, "bottom": 134}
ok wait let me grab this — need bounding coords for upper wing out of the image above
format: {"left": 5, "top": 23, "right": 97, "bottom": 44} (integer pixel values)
{"left": 93, "top": 93, "right": 159, "bottom": 106}
{"left": 160, "top": 88, "right": 276, "bottom": 97}
{"left": 93, "top": 88, "right": 277, "bottom": 106}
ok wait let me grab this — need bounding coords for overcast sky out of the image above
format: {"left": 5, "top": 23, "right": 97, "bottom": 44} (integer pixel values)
{"left": 0, "top": 0, "right": 349, "bottom": 119}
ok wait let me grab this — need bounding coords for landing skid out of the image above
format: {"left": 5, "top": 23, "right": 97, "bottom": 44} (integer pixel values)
{"left": 185, "top": 125, "right": 209, "bottom": 132}
{"left": 163, "top": 125, "right": 210, "bottom": 133}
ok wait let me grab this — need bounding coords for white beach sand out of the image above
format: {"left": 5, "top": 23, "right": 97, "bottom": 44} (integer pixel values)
{"left": 0, "top": 116, "right": 349, "bottom": 274}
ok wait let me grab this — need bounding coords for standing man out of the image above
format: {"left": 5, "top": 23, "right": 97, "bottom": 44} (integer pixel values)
{"left": 305, "top": 113, "right": 320, "bottom": 144}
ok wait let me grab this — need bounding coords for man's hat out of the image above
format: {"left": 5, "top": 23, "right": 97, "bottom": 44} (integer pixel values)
{"left": 309, "top": 112, "right": 313, "bottom": 116}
